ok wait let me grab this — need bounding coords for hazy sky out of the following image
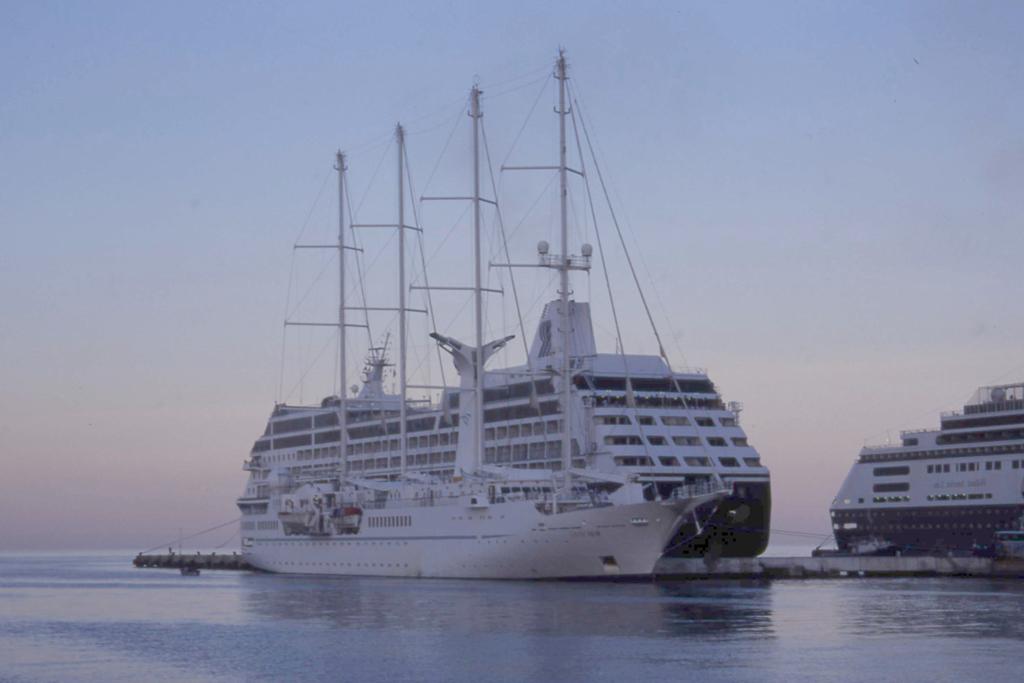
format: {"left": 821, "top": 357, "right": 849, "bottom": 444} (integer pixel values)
{"left": 2, "top": 1, "right": 1023, "bottom": 550}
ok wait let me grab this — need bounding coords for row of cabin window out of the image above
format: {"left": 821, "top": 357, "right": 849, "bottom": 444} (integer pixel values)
{"left": 833, "top": 507, "right": 1010, "bottom": 518}
{"left": 292, "top": 419, "right": 563, "bottom": 457}
{"left": 604, "top": 434, "right": 748, "bottom": 447}
{"left": 255, "top": 405, "right": 741, "bottom": 452}
{"left": 925, "top": 462, "right": 1019, "bottom": 473}
{"left": 240, "top": 520, "right": 279, "bottom": 531}
{"left": 594, "top": 414, "right": 737, "bottom": 428}
{"left": 269, "top": 413, "right": 441, "bottom": 437}
{"left": 963, "top": 398, "right": 1024, "bottom": 415}
{"left": 368, "top": 515, "right": 411, "bottom": 528}
{"left": 258, "top": 449, "right": 345, "bottom": 466}
{"left": 614, "top": 455, "right": 761, "bottom": 468}
{"left": 860, "top": 442, "right": 1024, "bottom": 463}
{"left": 485, "top": 420, "right": 561, "bottom": 441}
{"left": 936, "top": 427, "right": 1024, "bottom": 445}
{"left": 926, "top": 493, "right": 994, "bottom": 501}
{"left": 484, "top": 441, "right": 561, "bottom": 462}
{"left": 866, "top": 492, "right": 1003, "bottom": 502}
{"left": 927, "top": 460, "right": 1016, "bottom": 473}
{"left": 588, "top": 395, "right": 725, "bottom": 410}
{"left": 347, "top": 452, "right": 458, "bottom": 470}
{"left": 346, "top": 433, "right": 458, "bottom": 456}
{"left": 836, "top": 518, "right": 1012, "bottom": 531}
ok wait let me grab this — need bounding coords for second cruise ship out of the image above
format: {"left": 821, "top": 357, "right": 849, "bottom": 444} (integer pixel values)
{"left": 831, "top": 383, "right": 1024, "bottom": 554}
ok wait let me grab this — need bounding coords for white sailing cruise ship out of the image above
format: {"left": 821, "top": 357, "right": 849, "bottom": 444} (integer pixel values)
{"left": 831, "top": 383, "right": 1024, "bottom": 554}
{"left": 236, "top": 52, "right": 771, "bottom": 578}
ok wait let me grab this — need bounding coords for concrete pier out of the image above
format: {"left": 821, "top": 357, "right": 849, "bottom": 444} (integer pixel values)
{"left": 133, "top": 552, "right": 253, "bottom": 571}
{"left": 654, "top": 555, "right": 1024, "bottom": 579}
{"left": 131, "top": 552, "right": 1024, "bottom": 578}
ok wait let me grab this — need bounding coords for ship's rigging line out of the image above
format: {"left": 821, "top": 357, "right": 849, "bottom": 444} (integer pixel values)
{"left": 569, "top": 87, "right": 716, "bottom": 462}
{"left": 343, "top": 173, "right": 374, "bottom": 348}
{"left": 862, "top": 363, "right": 1024, "bottom": 446}
{"left": 279, "top": 140, "right": 395, "bottom": 403}
{"left": 571, "top": 86, "right": 670, "bottom": 372}
{"left": 282, "top": 68, "right": 562, "bottom": 400}
{"left": 420, "top": 101, "right": 466, "bottom": 198}
{"left": 570, "top": 80, "right": 692, "bottom": 371}
{"left": 277, "top": 167, "right": 334, "bottom": 401}
{"left": 139, "top": 518, "right": 241, "bottom": 555}
{"left": 499, "top": 74, "right": 551, "bottom": 170}
{"left": 479, "top": 63, "right": 551, "bottom": 95}
{"left": 399, "top": 80, "right": 563, "bottom": 402}
{"left": 285, "top": 327, "right": 339, "bottom": 403}
{"left": 214, "top": 529, "right": 239, "bottom": 549}
{"left": 402, "top": 137, "right": 448, "bottom": 391}
{"left": 481, "top": 117, "right": 533, "bottom": 370}
{"left": 334, "top": 66, "right": 548, "bottom": 160}
{"left": 566, "top": 92, "right": 652, "bottom": 463}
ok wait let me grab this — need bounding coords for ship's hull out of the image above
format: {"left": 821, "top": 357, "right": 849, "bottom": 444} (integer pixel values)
{"left": 664, "top": 480, "right": 771, "bottom": 557}
{"left": 244, "top": 498, "right": 708, "bottom": 579}
{"left": 832, "top": 503, "right": 1024, "bottom": 554}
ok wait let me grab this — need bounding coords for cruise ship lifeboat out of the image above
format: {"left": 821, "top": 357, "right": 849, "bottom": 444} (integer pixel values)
{"left": 278, "top": 487, "right": 334, "bottom": 536}
{"left": 332, "top": 506, "right": 363, "bottom": 534}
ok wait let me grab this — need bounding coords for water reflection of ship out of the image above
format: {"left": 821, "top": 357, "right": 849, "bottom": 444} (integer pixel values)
{"left": 238, "top": 574, "right": 776, "bottom": 639}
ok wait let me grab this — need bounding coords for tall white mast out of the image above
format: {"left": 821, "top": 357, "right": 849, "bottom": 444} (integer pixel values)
{"left": 471, "top": 85, "right": 484, "bottom": 472}
{"left": 397, "top": 124, "right": 408, "bottom": 477}
{"left": 336, "top": 151, "right": 349, "bottom": 477}
{"left": 556, "top": 50, "right": 572, "bottom": 481}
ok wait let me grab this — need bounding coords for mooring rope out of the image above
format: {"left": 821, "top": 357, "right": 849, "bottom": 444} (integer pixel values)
{"left": 138, "top": 518, "right": 241, "bottom": 555}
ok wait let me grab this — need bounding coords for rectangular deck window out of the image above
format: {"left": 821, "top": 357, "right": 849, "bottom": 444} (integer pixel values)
{"left": 873, "top": 466, "right": 910, "bottom": 476}
{"left": 873, "top": 482, "right": 910, "bottom": 493}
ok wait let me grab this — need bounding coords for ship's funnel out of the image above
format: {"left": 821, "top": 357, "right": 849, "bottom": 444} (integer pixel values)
{"left": 528, "top": 300, "right": 596, "bottom": 367}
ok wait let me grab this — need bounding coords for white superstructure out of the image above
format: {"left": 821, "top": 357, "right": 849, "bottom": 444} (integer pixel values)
{"left": 237, "top": 53, "right": 770, "bottom": 578}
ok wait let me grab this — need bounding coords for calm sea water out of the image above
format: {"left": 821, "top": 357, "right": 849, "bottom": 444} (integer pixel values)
{"left": 1, "top": 553, "right": 1022, "bottom": 683}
